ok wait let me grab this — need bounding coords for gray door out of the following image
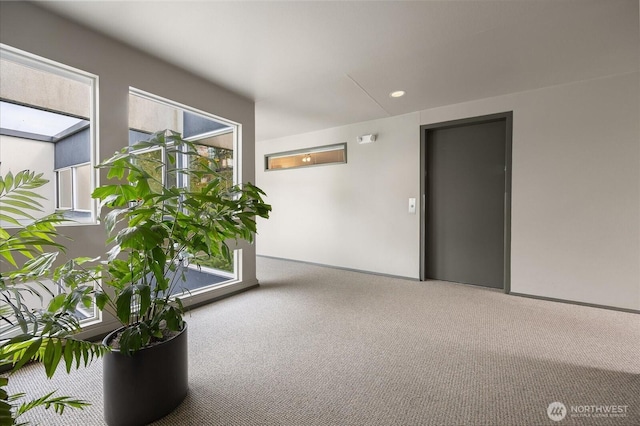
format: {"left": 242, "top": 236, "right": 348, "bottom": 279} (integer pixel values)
{"left": 425, "top": 118, "right": 507, "bottom": 289}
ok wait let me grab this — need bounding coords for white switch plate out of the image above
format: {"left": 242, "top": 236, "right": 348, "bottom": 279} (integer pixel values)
{"left": 408, "top": 198, "right": 416, "bottom": 214}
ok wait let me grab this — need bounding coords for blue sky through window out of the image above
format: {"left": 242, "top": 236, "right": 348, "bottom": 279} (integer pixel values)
{"left": 0, "top": 101, "right": 86, "bottom": 139}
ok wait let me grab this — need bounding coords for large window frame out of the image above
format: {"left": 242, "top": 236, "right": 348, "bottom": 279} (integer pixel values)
{"left": 0, "top": 44, "right": 102, "bottom": 331}
{"left": 128, "top": 88, "right": 243, "bottom": 295}
{"left": 0, "top": 43, "right": 100, "bottom": 225}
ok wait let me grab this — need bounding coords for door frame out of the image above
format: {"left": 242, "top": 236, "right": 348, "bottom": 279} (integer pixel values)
{"left": 419, "top": 112, "right": 513, "bottom": 293}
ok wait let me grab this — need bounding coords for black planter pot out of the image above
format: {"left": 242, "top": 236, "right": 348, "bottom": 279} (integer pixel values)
{"left": 102, "top": 324, "right": 188, "bottom": 426}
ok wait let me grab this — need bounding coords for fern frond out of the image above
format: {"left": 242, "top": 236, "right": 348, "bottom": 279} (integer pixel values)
{"left": 15, "top": 390, "right": 90, "bottom": 417}
{"left": 0, "top": 337, "right": 109, "bottom": 377}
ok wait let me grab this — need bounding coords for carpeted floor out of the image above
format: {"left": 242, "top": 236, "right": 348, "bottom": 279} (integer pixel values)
{"left": 5, "top": 257, "right": 640, "bottom": 425}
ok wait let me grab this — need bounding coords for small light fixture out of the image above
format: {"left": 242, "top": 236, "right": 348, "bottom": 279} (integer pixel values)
{"left": 357, "top": 134, "right": 377, "bottom": 144}
{"left": 390, "top": 90, "right": 405, "bottom": 98}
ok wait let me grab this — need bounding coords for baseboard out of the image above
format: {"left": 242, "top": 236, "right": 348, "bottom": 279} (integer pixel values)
{"left": 257, "top": 254, "right": 419, "bottom": 282}
{"left": 509, "top": 292, "right": 639, "bottom": 314}
{"left": 185, "top": 283, "right": 259, "bottom": 311}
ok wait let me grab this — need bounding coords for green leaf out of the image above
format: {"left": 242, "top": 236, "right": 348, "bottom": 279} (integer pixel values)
{"left": 137, "top": 284, "right": 151, "bottom": 317}
{"left": 45, "top": 339, "right": 64, "bottom": 378}
{"left": 47, "top": 294, "right": 67, "bottom": 313}
{"left": 106, "top": 244, "right": 121, "bottom": 261}
{"left": 0, "top": 248, "right": 18, "bottom": 267}
{"left": 11, "top": 338, "right": 42, "bottom": 371}
{"left": 0, "top": 213, "right": 21, "bottom": 226}
{"left": 63, "top": 340, "right": 74, "bottom": 373}
{"left": 92, "top": 185, "right": 137, "bottom": 207}
{"left": 134, "top": 176, "right": 152, "bottom": 198}
{"left": 73, "top": 343, "right": 82, "bottom": 369}
{"left": 95, "top": 291, "right": 109, "bottom": 310}
{"left": 15, "top": 390, "right": 90, "bottom": 418}
{"left": 42, "top": 338, "right": 55, "bottom": 377}
{"left": 14, "top": 170, "right": 25, "bottom": 187}
{"left": 0, "top": 199, "right": 41, "bottom": 210}
{"left": 118, "top": 326, "right": 146, "bottom": 355}
{"left": 104, "top": 208, "right": 126, "bottom": 234}
{"left": 165, "top": 307, "right": 182, "bottom": 331}
{"left": 4, "top": 172, "right": 13, "bottom": 191}
{"left": 106, "top": 163, "right": 125, "bottom": 180}
{"left": 0, "top": 205, "right": 35, "bottom": 220}
{"left": 4, "top": 193, "right": 44, "bottom": 208}
{"left": 12, "top": 189, "right": 47, "bottom": 199}
{"left": 115, "top": 286, "right": 134, "bottom": 324}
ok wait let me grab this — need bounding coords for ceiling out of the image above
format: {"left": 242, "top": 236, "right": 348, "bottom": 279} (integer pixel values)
{"left": 37, "top": 1, "right": 639, "bottom": 142}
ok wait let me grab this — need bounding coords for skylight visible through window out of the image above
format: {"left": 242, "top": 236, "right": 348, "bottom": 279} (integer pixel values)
{"left": 0, "top": 101, "right": 87, "bottom": 141}
{"left": 1, "top": 44, "right": 97, "bottom": 226}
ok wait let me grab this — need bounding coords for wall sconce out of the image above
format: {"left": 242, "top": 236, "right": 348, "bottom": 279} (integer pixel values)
{"left": 357, "top": 134, "right": 377, "bottom": 144}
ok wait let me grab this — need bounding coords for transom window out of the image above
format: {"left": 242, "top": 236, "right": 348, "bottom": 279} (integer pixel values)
{"left": 265, "top": 143, "right": 347, "bottom": 170}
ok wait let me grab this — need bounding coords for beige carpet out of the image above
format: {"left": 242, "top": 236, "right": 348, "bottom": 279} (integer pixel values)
{"left": 5, "top": 257, "right": 640, "bottom": 425}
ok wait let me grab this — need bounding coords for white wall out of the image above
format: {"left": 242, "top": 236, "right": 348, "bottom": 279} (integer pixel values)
{"left": 0, "top": 2, "right": 258, "bottom": 337}
{"left": 0, "top": 135, "right": 56, "bottom": 218}
{"left": 257, "top": 113, "right": 421, "bottom": 278}
{"left": 421, "top": 72, "right": 639, "bottom": 311}
{"left": 257, "top": 72, "right": 640, "bottom": 310}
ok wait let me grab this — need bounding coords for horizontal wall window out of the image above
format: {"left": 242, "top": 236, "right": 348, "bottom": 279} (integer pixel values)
{"left": 265, "top": 143, "right": 347, "bottom": 171}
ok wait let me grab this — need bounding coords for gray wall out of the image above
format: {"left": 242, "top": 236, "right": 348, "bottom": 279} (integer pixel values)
{"left": 0, "top": 1, "right": 258, "bottom": 337}
{"left": 256, "top": 72, "right": 640, "bottom": 311}
{"left": 55, "top": 128, "right": 90, "bottom": 169}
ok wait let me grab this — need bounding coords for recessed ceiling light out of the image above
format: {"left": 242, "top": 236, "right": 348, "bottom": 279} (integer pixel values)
{"left": 390, "top": 90, "right": 405, "bottom": 98}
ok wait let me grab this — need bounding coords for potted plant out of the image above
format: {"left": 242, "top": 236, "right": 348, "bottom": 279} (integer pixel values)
{"left": 91, "top": 130, "right": 270, "bottom": 426}
{"left": 0, "top": 170, "right": 108, "bottom": 425}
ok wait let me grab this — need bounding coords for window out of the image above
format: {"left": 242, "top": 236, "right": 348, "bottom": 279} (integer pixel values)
{"left": 265, "top": 143, "right": 347, "bottom": 170}
{"left": 57, "top": 168, "right": 73, "bottom": 209}
{"left": 0, "top": 44, "right": 98, "bottom": 224}
{"left": 56, "top": 163, "right": 92, "bottom": 217}
{"left": 135, "top": 147, "right": 165, "bottom": 194}
{"left": 0, "top": 45, "right": 100, "bottom": 329}
{"left": 128, "top": 89, "right": 238, "bottom": 295}
{"left": 75, "top": 164, "right": 92, "bottom": 211}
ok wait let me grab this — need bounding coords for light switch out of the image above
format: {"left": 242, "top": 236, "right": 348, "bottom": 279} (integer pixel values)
{"left": 408, "top": 198, "right": 416, "bottom": 214}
